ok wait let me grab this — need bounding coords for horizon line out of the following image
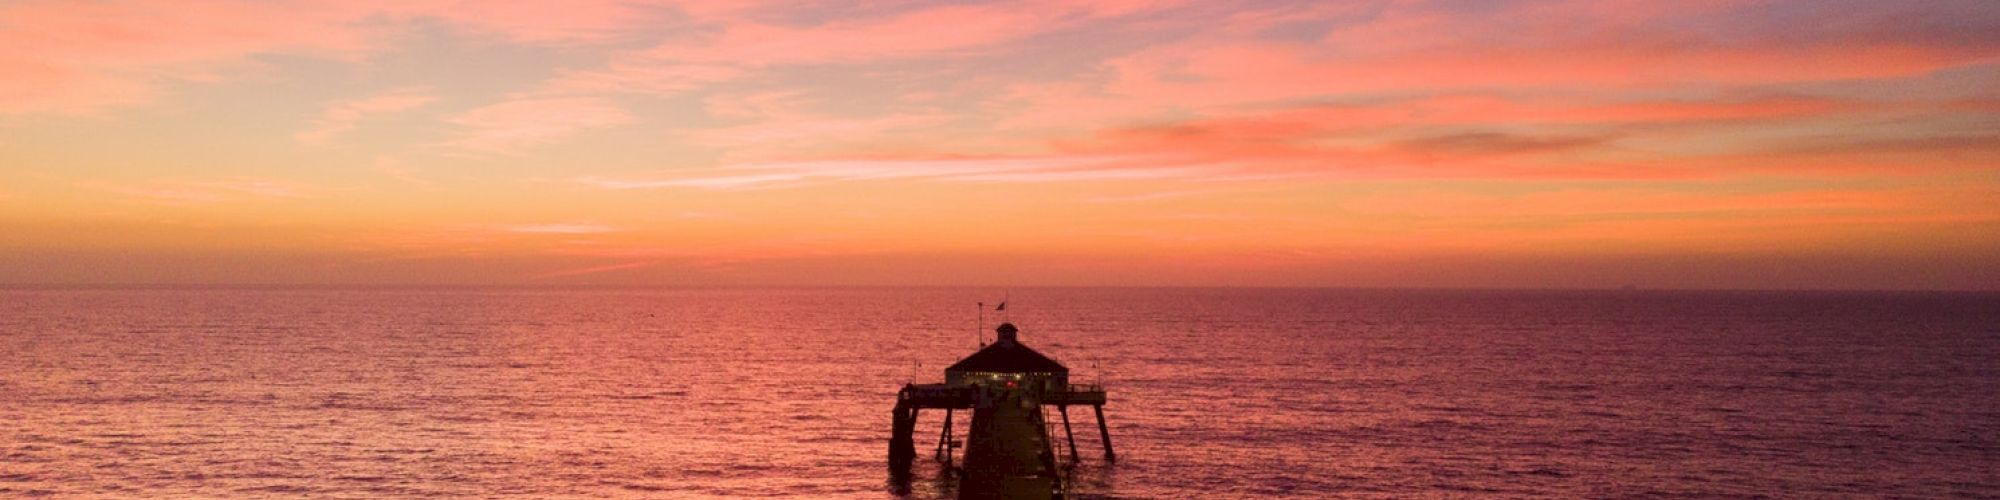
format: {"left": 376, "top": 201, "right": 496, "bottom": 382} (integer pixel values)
{"left": 2, "top": 283, "right": 1995, "bottom": 294}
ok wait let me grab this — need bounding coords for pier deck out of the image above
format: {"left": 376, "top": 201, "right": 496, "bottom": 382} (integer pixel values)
{"left": 897, "top": 383, "right": 1107, "bottom": 409}
{"left": 891, "top": 382, "right": 1114, "bottom": 486}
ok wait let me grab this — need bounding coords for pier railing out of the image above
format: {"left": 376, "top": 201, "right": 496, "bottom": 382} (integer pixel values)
{"left": 891, "top": 381, "right": 1115, "bottom": 480}
{"left": 1042, "top": 384, "right": 1106, "bottom": 405}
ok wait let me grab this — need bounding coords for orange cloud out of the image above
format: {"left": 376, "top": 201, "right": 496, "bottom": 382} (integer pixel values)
{"left": 504, "top": 224, "right": 617, "bottom": 234}
{"left": 76, "top": 178, "right": 314, "bottom": 205}
{"left": 1026, "top": 90, "right": 1991, "bottom": 182}
{"left": 576, "top": 155, "right": 1172, "bottom": 190}
{"left": 1341, "top": 189, "right": 1911, "bottom": 219}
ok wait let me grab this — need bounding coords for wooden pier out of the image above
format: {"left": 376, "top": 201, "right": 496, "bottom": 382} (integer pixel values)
{"left": 888, "top": 323, "right": 1114, "bottom": 500}
{"left": 890, "top": 383, "right": 1113, "bottom": 468}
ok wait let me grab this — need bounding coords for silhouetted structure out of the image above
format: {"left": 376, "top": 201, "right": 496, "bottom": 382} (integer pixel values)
{"left": 890, "top": 323, "right": 1112, "bottom": 500}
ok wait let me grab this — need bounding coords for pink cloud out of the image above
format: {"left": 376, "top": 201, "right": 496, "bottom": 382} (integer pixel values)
{"left": 388, "top": 1, "right": 663, "bottom": 44}
{"left": 0, "top": 0, "right": 658, "bottom": 115}
{"left": 647, "top": 4, "right": 1050, "bottom": 65}
{"left": 519, "top": 0, "right": 1178, "bottom": 102}
{"left": 533, "top": 62, "right": 747, "bottom": 97}
{"left": 0, "top": 1, "right": 373, "bottom": 115}
{"left": 1088, "top": 42, "right": 1988, "bottom": 118}
{"left": 993, "top": 0, "right": 1998, "bottom": 134}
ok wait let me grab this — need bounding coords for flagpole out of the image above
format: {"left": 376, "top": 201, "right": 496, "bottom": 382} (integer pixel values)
{"left": 977, "top": 301, "right": 985, "bottom": 348}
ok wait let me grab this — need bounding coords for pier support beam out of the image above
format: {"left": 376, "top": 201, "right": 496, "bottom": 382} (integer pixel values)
{"left": 935, "top": 408, "right": 955, "bottom": 464}
{"left": 1093, "top": 404, "right": 1115, "bottom": 462}
{"left": 1058, "top": 405, "right": 1079, "bottom": 464}
{"left": 890, "top": 404, "right": 917, "bottom": 474}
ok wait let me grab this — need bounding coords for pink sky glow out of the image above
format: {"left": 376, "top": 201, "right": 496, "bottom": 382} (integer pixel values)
{"left": 2, "top": 0, "right": 1996, "bottom": 289}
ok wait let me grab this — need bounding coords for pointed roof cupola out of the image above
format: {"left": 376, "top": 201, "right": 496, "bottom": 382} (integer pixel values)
{"left": 946, "top": 323, "right": 1068, "bottom": 374}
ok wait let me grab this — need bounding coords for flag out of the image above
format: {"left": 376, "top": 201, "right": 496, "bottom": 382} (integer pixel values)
{"left": 995, "top": 301, "right": 1006, "bottom": 311}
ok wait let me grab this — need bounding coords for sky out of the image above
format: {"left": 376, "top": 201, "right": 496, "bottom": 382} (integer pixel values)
{"left": 1, "top": 0, "right": 1997, "bottom": 289}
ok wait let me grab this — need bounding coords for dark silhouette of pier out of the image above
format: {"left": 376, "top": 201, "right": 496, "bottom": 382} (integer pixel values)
{"left": 890, "top": 323, "right": 1112, "bottom": 499}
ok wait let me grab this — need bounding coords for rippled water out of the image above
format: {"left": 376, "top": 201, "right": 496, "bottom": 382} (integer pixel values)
{"left": 2, "top": 287, "right": 1996, "bottom": 498}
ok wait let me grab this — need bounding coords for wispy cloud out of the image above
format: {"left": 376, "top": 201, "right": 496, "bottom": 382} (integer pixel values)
{"left": 532, "top": 260, "right": 660, "bottom": 280}
{"left": 0, "top": 1, "right": 366, "bottom": 115}
{"left": 686, "top": 114, "right": 951, "bottom": 149}
{"left": 1033, "top": 91, "right": 1990, "bottom": 181}
{"left": 645, "top": 4, "right": 1056, "bottom": 66}
{"left": 440, "top": 97, "right": 634, "bottom": 154}
{"left": 371, "top": 156, "right": 432, "bottom": 187}
{"left": 534, "top": 62, "right": 746, "bottom": 97}
{"left": 576, "top": 155, "right": 1191, "bottom": 190}
{"left": 0, "top": 1, "right": 660, "bottom": 116}
{"left": 1340, "top": 188, "right": 1913, "bottom": 218}
{"left": 77, "top": 178, "right": 313, "bottom": 205}
{"left": 946, "top": 166, "right": 1208, "bottom": 183}
{"left": 504, "top": 223, "right": 617, "bottom": 234}
{"left": 1076, "top": 1, "right": 2000, "bottom": 115}
{"left": 297, "top": 88, "right": 433, "bottom": 146}
{"left": 506, "top": 0, "right": 1176, "bottom": 112}
{"left": 1085, "top": 189, "right": 1225, "bottom": 204}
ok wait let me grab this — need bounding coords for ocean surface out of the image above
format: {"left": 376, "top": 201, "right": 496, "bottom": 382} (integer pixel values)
{"left": 2, "top": 287, "right": 1995, "bottom": 498}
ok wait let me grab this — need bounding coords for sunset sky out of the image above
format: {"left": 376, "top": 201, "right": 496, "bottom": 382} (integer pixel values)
{"left": 2, "top": 0, "right": 1996, "bottom": 288}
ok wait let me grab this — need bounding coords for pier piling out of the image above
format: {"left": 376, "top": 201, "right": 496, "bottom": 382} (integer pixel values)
{"left": 1058, "top": 406, "right": 1079, "bottom": 464}
{"left": 1093, "top": 404, "right": 1114, "bottom": 462}
{"left": 937, "top": 408, "right": 956, "bottom": 465}
{"left": 890, "top": 400, "right": 917, "bottom": 475}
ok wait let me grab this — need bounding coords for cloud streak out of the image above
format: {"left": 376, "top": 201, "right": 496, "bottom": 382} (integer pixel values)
{"left": 576, "top": 155, "right": 1193, "bottom": 190}
{"left": 441, "top": 97, "right": 634, "bottom": 154}
{"left": 77, "top": 178, "right": 313, "bottom": 205}
{"left": 531, "top": 260, "right": 661, "bottom": 280}
{"left": 297, "top": 88, "right": 434, "bottom": 146}
{"left": 504, "top": 224, "right": 617, "bottom": 234}
{"left": 0, "top": 0, "right": 667, "bottom": 115}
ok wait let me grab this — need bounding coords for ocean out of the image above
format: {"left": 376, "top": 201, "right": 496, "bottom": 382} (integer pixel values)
{"left": 2, "top": 287, "right": 1995, "bottom": 498}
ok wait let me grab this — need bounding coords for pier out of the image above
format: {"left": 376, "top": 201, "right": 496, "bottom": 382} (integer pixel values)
{"left": 889, "top": 323, "right": 1113, "bottom": 500}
